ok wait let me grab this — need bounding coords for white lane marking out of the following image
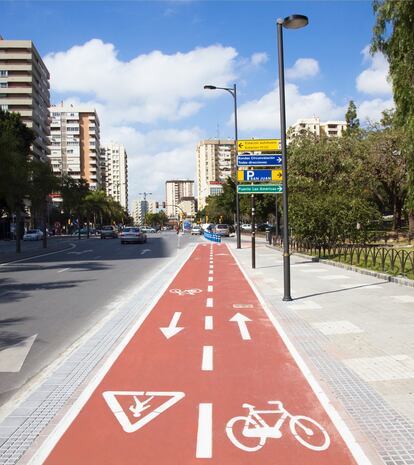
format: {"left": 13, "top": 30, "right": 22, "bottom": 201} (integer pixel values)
{"left": 0, "top": 334, "right": 37, "bottom": 372}
{"left": 196, "top": 403, "right": 213, "bottom": 458}
{"left": 209, "top": 265, "right": 214, "bottom": 269}
{"left": 205, "top": 316, "right": 213, "bottom": 330}
{"left": 311, "top": 320, "right": 364, "bottom": 335}
{"left": 202, "top": 346, "right": 213, "bottom": 371}
{"left": 160, "top": 312, "right": 184, "bottom": 339}
{"left": 140, "top": 249, "right": 151, "bottom": 255}
{"left": 67, "top": 249, "right": 93, "bottom": 256}
{"left": 209, "top": 270, "right": 213, "bottom": 275}
{"left": 58, "top": 268, "right": 70, "bottom": 273}
{"left": 206, "top": 297, "right": 213, "bottom": 308}
{"left": 208, "top": 277, "right": 213, "bottom": 282}
{"left": 0, "top": 242, "right": 76, "bottom": 266}
{"left": 208, "top": 285, "right": 213, "bottom": 293}
{"left": 227, "top": 244, "right": 374, "bottom": 465}
{"left": 229, "top": 313, "right": 252, "bottom": 340}
{"left": 392, "top": 295, "right": 414, "bottom": 303}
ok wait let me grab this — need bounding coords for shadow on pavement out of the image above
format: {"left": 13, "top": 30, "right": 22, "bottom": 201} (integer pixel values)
{"left": 292, "top": 281, "right": 389, "bottom": 301}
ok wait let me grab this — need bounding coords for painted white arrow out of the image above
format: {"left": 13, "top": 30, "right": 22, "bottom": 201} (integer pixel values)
{"left": 140, "top": 249, "right": 151, "bottom": 255}
{"left": 67, "top": 249, "right": 93, "bottom": 256}
{"left": 229, "top": 313, "right": 252, "bottom": 340}
{"left": 160, "top": 312, "right": 184, "bottom": 339}
{"left": 0, "top": 334, "right": 37, "bottom": 372}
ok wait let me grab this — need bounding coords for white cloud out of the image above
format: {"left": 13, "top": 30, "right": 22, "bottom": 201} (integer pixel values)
{"left": 250, "top": 52, "right": 268, "bottom": 66}
{"left": 356, "top": 46, "right": 391, "bottom": 95}
{"left": 45, "top": 39, "right": 238, "bottom": 124}
{"left": 101, "top": 126, "right": 203, "bottom": 204}
{"left": 237, "top": 83, "right": 345, "bottom": 133}
{"left": 286, "top": 58, "right": 320, "bottom": 80}
{"left": 357, "top": 97, "right": 394, "bottom": 123}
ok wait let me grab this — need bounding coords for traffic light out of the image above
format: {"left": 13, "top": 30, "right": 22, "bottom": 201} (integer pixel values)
{"left": 156, "top": 202, "right": 159, "bottom": 209}
{"left": 162, "top": 202, "right": 166, "bottom": 208}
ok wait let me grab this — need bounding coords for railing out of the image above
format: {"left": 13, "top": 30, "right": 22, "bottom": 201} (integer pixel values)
{"left": 271, "top": 236, "right": 414, "bottom": 280}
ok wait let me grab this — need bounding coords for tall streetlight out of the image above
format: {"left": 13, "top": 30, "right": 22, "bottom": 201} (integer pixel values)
{"left": 203, "top": 84, "right": 241, "bottom": 249}
{"left": 277, "top": 14, "right": 309, "bottom": 301}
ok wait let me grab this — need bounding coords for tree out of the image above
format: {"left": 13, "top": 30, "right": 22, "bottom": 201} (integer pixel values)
{"left": 60, "top": 176, "right": 90, "bottom": 239}
{"left": 0, "top": 110, "right": 34, "bottom": 251}
{"left": 372, "top": 0, "right": 414, "bottom": 237}
{"left": 345, "top": 100, "right": 360, "bottom": 136}
{"left": 28, "top": 159, "right": 59, "bottom": 247}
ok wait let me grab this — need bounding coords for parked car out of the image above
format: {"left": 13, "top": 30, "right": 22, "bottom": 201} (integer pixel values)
{"left": 214, "top": 224, "right": 230, "bottom": 237}
{"left": 191, "top": 225, "right": 202, "bottom": 235}
{"left": 241, "top": 223, "right": 252, "bottom": 232}
{"left": 71, "top": 227, "right": 95, "bottom": 236}
{"left": 100, "top": 225, "right": 118, "bottom": 239}
{"left": 119, "top": 227, "right": 147, "bottom": 244}
{"left": 23, "top": 229, "right": 43, "bottom": 241}
{"left": 141, "top": 227, "right": 156, "bottom": 233}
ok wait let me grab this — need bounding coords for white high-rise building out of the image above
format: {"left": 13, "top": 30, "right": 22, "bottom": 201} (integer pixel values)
{"left": 165, "top": 180, "right": 194, "bottom": 218}
{"left": 48, "top": 104, "right": 101, "bottom": 193}
{"left": 101, "top": 143, "right": 128, "bottom": 210}
{"left": 288, "top": 117, "right": 347, "bottom": 142}
{"left": 132, "top": 199, "right": 148, "bottom": 226}
{"left": 196, "top": 139, "right": 236, "bottom": 210}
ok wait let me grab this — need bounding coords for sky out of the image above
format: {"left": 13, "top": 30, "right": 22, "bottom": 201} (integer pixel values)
{"left": 0, "top": 0, "right": 394, "bottom": 207}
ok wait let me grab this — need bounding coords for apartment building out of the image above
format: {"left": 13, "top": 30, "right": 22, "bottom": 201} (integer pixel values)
{"left": 288, "top": 117, "right": 347, "bottom": 142}
{"left": 0, "top": 37, "right": 50, "bottom": 161}
{"left": 101, "top": 143, "right": 128, "bottom": 210}
{"left": 165, "top": 180, "right": 194, "bottom": 218}
{"left": 49, "top": 104, "right": 101, "bottom": 195}
{"left": 196, "top": 139, "right": 236, "bottom": 210}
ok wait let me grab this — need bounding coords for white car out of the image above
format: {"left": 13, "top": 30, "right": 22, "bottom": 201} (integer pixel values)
{"left": 23, "top": 229, "right": 44, "bottom": 241}
{"left": 119, "top": 227, "right": 147, "bottom": 244}
{"left": 191, "top": 226, "right": 202, "bottom": 235}
{"left": 241, "top": 224, "right": 252, "bottom": 232}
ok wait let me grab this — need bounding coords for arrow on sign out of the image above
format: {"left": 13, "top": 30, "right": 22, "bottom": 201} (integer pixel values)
{"left": 229, "top": 313, "right": 252, "bottom": 340}
{"left": 0, "top": 334, "right": 37, "bottom": 372}
{"left": 160, "top": 312, "right": 184, "bottom": 339}
{"left": 140, "top": 249, "right": 151, "bottom": 255}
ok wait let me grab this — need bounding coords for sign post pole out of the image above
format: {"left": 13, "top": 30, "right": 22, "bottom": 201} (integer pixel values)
{"left": 251, "top": 194, "right": 256, "bottom": 269}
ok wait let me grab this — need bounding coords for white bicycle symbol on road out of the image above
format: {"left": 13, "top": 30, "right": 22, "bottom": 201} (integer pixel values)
{"left": 226, "top": 400, "right": 330, "bottom": 452}
{"left": 169, "top": 288, "right": 202, "bottom": 296}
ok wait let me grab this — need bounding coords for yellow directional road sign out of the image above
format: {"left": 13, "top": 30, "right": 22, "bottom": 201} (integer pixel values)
{"left": 237, "top": 139, "right": 281, "bottom": 152}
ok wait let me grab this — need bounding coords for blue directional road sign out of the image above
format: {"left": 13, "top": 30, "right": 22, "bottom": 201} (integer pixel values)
{"left": 237, "top": 154, "right": 282, "bottom": 167}
{"left": 237, "top": 169, "right": 282, "bottom": 182}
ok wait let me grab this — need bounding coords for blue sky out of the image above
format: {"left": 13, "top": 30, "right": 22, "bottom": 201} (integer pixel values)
{"left": 1, "top": 0, "right": 393, "bottom": 205}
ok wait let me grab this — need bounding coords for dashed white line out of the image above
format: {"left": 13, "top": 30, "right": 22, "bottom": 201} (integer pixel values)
{"left": 206, "top": 297, "right": 213, "bottom": 307}
{"left": 202, "top": 346, "right": 213, "bottom": 371}
{"left": 209, "top": 270, "right": 213, "bottom": 275}
{"left": 208, "top": 277, "right": 213, "bottom": 282}
{"left": 205, "top": 316, "right": 213, "bottom": 330}
{"left": 207, "top": 285, "right": 213, "bottom": 293}
{"left": 196, "top": 403, "right": 213, "bottom": 458}
{"left": 209, "top": 265, "right": 214, "bottom": 269}
{"left": 58, "top": 268, "right": 70, "bottom": 273}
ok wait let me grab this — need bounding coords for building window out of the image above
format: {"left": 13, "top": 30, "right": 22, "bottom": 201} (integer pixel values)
{"left": 0, "top": 71, "right": 8, "bottom": 77}
{"left": 1, "top": 104, "right": 8, "bottom": 111}
{"left": 0, "top": 82, "right": 8, "bottom": 88}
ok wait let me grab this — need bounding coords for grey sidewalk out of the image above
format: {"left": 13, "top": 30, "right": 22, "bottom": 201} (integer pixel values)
{"left": 231, "top": 237, "right": 414, "bottom": 465}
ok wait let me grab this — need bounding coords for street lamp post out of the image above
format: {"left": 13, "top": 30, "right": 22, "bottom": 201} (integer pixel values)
{"left": 204, "top": 84, "right": 241, "bottom": 249}
{"left": 277, "top": 14, "right": 308, "bottom": 301}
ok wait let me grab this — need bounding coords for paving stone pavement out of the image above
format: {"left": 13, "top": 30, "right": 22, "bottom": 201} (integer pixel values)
{"left": 231, "top": 237, "right": 414, "bottom": 465}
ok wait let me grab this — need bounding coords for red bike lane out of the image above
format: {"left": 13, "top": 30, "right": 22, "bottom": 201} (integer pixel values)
{"left": 36, "top": 242, "right": 371, "bottom": 465}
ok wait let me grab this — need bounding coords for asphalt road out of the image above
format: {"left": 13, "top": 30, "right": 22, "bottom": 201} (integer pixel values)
{"left": 0, "top": 231, "right": 199, "bottom": 407}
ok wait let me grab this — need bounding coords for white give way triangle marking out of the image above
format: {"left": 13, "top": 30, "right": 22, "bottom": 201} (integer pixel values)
{"left": 0, "top": 334, "right": 37, "bottom": 372}
{"left": 102, "top": 391, "right": 185, "bottom": 433}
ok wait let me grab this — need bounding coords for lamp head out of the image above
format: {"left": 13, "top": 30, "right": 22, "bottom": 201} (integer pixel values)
{"left": 204, "top": 85, "right": 217, "bottom": 90}
{"left": 282, "top": 14, "right": 308, "bottom": 29}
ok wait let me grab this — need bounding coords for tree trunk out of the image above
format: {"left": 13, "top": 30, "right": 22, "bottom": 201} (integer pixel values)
{"left": 408, "top": 212, "right": 414, "bottom": 242}
{"left": 15, "top": 209, "right": 21, "bottom": 253}
{"left": 42, "top": 200, "right": 47, "bottom": 249}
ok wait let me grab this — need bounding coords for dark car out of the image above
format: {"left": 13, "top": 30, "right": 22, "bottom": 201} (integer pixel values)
{"left": 100, "top": 225, "right": 118, "bottom": 239}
